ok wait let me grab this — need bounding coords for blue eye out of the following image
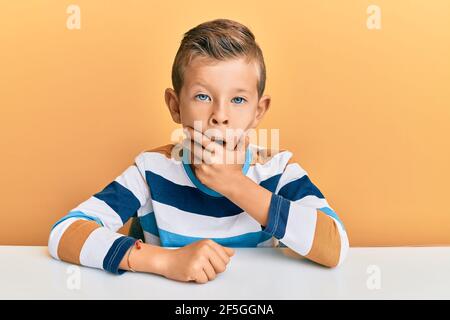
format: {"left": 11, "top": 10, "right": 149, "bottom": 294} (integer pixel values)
{"left": 231, "top": 96, "right": 247, "bottom": 104}
{"left": 195, "top": 94, "right": 211, "bottom": 102}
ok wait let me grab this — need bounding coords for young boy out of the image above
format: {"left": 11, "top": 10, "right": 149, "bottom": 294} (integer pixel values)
{"left": 48, "top": 19, "right": 349, "bottom": 284}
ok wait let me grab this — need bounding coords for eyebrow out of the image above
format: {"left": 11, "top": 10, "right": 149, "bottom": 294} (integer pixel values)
{"left": 234, "top": 88, "right": 251, "bottom": 94}
{"left": 191, "top": 82, "right": 251, "bottom": 94}
{"left": 191, "top": 82, "right": 209, "bottom": 90}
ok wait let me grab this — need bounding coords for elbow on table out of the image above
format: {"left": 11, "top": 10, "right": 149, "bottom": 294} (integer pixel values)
{"left": 281, "top": 222, "right": 350, "bottom": 268}
{"left": 308, "top": 211, "right": 350, "bottom": 268}
{"left": 311, "top": 230, "right": 350, "bottom": 268}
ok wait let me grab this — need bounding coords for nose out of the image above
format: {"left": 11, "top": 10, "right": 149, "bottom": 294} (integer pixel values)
{"left": 209, "top": 102, "right": 229, "bottom": 127}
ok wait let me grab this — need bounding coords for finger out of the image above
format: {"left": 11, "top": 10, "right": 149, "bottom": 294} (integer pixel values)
{"left": 194, "top": 270, "right": 209, "bottom": 284}
{"left": 206, "top": 241, "right": 231, "bottom": 265}
{"left": 203, "top": 138, "right": 220, "bottom": 154}
{"left": 184, "top": 126, "right": 205, "bottom": 145}
{"left": 194, "top": 143, "right": 213, "bottom": 164}
{"left": 208, "top": 250, "right": 227, "bottom": 274}
{"left": 224, "top": 246, "right": 235, "bottom": 257}
{"left": 185, "top": 126, "right": 218, "bottom": 152}
{"left": 236, "top": 131, "right": 249, "bottom": 151}
{"left": 186, "top": 140, "right": 213, "bottom": 164}
{"left": 202, "top": 262, "right": 217, "bottom": 281}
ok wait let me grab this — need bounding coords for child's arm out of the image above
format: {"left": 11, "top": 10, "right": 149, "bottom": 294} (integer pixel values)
{"left": 119, "top": 239, "right": 234, "bottom": 283}
{"left": 48, "top": 152, "right": 152, "bottom": 274}
{"left": 187, "top": 132, "right": 349, "bottom": 268}
{"left": 48, "top": 151, "right": 235, "bottom": 281}
{"left": 221, "top": 167, "right": 349, "bottom": 268}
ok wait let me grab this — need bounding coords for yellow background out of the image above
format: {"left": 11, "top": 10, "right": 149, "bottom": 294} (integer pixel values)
{"left": 1, "top": 1, "right": 449, "bottom": 246}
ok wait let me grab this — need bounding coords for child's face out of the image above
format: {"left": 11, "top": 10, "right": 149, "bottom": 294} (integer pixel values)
{"left": 165, "top": 56, "right": 271, "bottom": 147}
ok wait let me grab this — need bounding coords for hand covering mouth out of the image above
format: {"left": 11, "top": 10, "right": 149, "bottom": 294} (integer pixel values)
{"left": 211, "top": 137, "right": 225, "bottom": 146}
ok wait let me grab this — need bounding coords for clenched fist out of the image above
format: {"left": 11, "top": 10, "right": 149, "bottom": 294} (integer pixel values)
{"left": 159, "top": 239, "right": 235, "bottom": 284}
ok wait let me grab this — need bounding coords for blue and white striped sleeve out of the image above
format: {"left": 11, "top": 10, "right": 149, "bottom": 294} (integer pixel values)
{"left": 263, "top": 153, "right": 349, "bottom": 267}
{"left": 47, "top": 152, "right": 150, "bottom": 274}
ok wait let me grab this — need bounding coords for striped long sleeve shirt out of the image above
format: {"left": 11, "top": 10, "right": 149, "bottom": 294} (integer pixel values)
{"left": 48, "top": 143, "right": 349, "bottom": 274}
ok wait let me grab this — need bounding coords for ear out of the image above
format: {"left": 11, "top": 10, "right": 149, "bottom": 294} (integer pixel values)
{"left": 165, "top": 88, "right": 181, "bottom": 124}
{"left": 250, "top": 94, "right": 271, "bottom": 128}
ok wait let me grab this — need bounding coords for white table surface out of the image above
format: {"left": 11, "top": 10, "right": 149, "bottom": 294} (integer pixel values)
{"left": 0, "top": 246, "right": 449, "bottom": 299}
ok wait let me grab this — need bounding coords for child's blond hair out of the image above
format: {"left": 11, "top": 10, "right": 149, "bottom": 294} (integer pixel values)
{"left": 171, "top": 19, "right": 266, "bottom": 98}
